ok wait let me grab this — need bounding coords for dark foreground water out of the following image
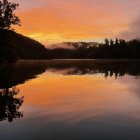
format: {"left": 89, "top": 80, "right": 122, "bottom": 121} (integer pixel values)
{"left": 0, "top": 60, "right": 140, "bottom": 140}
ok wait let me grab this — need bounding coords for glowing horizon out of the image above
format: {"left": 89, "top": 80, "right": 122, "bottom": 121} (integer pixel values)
{"left": 10, "top": 0, "right": 140, "bottom": 44}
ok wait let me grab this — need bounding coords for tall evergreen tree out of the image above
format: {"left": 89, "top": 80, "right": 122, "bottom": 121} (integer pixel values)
{"left": 110, "top": 39, "right": 114, "bottom": 47}
{"left": 104, "top": 38, "right": 109, "bottom": 47}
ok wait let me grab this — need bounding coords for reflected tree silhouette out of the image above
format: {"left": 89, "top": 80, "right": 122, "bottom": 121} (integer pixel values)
{"left": 0, "top": 60, "right": 139, "bottom": 82}
{"left": 0, "top": 60, "right": 139, "bottom": 122}
{"left": 0, "top": 87, "right": 24, "bottom": 122}
{"left": 61, "top": 60, "right": 140, "bottom": 78}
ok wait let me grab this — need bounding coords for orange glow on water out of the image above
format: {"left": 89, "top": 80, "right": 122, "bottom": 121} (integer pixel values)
{"left": 18, "top": 71, "right": 140, "bottom": 121}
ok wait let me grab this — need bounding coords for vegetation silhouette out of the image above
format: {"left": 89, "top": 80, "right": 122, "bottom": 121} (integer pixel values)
{"left": 42, "top": 60, "right": 140, "bottom": 78}
{"left": 6, "top": 60, "right": 138, "bottom": 79}
{"left": 0, "top": 0, "right": 20, "bottom": 30}
{"left": 0, "top": 28, "right": 49, "bottom": 63}
{"left": 0, "top": 0, "right": 48, "bottom": 63}
{"left": 0, "top": 1, "right": 140, "bottom": 62}
{"left": 48, "top": 39, "right": 140, "bottom": 59}
{"left": 0, "top": 60, "right": 139, "bottom": 122}
{"left": 0, "top": 60, "right": 139, "bottom": 87}
{"left": 0, "top": 87, "right": 24, "bottom": 122}
{"left": 0, "top": 60, "right": 49, "bottom": 123}
{"left": 0, "top": 61, "right": 47, "bottom": 88}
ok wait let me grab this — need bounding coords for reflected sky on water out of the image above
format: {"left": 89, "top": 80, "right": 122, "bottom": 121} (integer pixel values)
{"left": 0, "top": 60, "right": 140, "bottom": 140}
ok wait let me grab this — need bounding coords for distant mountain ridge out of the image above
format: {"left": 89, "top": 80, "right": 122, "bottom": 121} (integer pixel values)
{"left": 1, "top": 30, "right": 140, "bottom": 62}
{"left": 46, "top": 42, "right": 99, "bottom": 49}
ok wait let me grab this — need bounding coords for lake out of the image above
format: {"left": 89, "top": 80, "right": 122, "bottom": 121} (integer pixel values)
{"left": 0, "top": 60, "right": 140, "bottom": 140}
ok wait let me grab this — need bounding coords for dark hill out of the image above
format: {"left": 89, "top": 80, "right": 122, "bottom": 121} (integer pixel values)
{"left": 0, "top": 30, "right": 48, "bottom": 63}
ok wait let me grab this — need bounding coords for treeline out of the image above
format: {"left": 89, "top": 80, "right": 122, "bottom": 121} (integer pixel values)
{"left": 0, "top": 29, "right": 140, "bottom": 63}
{"left": 0, "top": 60, "right": 140, "bottom": 88}
{"left": 0, "top": 29, "right": 48, "bottom": 63}
{"left": 47, "top": 38, "right": 140, "bottom": 59}
{"left": 1, "top": 1, "right": 140, "bottom": 62}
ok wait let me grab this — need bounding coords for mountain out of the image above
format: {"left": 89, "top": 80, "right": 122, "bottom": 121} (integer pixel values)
{"left": 46, "top": 42, "right": 99, "bottom": 49}
{"left": 0, "top": 30, "right": 48, "bottom": 63}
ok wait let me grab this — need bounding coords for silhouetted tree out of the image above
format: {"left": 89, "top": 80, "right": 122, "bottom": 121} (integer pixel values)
{"left": 104, "top": 38, "right": 109, "bottom": 47}
{"left": 110, "top": 39, "right": 114, "bottom": 47}
{"left": 115, "top": 38, "right": 119, "bottom": 47}
{"left": 0, "top": 0, "right": 20, "bottom": 30}
{"left": 119, "top": 39, "right": 126, "bottom": 47}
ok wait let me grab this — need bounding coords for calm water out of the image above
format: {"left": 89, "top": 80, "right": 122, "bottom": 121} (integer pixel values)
{"left": 0, "top": 60, "right": 140, "bottom": 140}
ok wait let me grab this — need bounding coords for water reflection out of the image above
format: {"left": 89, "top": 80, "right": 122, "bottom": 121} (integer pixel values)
{"left": 0, "top": 61, "right": 47, "bottom": 88}
{"left": 0, "top": 60, "right": 140, "bottom": 140}
{"left": 46, "top": 60, "right": 140, "bottom": 78}
{"left": 0, "top": 60, "right": 139, "bottom": 123}
{"left": 0, "top": 87, "right": 24, "bottom": 122}
{"left": 0, "top": 60, "right": 139, "bottom": 86}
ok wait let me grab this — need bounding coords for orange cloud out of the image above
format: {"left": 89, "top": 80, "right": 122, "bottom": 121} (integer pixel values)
{"left": 13, "top": 0, "right": 139, "bottom": 44}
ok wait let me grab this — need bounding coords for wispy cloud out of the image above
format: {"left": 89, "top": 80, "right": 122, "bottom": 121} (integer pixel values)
{"left": 10, "top": 0, "right": 140, "bottom": 43}
{"left": 120, "top": 15, "right": 140, "bottom": 40}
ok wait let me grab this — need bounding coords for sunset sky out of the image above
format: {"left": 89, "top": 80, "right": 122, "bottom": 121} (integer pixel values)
{"left": 11, "top": 0, "right": 140, "bottom": 44}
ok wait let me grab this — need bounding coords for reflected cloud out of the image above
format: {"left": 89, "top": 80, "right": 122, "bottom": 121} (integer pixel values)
{"left": 0, "top": 60, "right": 139, "bottom": 123}
{"left": 0, "top": 60, "right": 140, "bottom": 139}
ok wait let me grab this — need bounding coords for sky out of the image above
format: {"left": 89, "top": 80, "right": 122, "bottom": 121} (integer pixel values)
{"left": 10, "top": 0, "right": 140, "bottom": 44}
